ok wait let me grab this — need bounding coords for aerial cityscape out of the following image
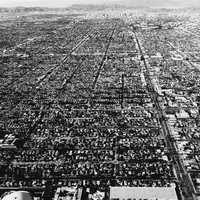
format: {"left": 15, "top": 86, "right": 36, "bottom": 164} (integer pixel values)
{"left": 0, "top": 1, "right": 200, "bottom": 200}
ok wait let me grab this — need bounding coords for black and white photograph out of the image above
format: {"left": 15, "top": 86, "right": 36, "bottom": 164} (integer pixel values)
{"left": 0, "top": 0, "right": 200, "bottom": 200}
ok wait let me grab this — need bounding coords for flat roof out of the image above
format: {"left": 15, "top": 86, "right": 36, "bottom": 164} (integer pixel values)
{"left": 110, "top": 186, "right": 178, "bottom": 200}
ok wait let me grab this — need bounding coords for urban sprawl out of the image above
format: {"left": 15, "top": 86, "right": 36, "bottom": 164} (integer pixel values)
{"left": 0, "top": 7, "right": 200, "bottom": 200}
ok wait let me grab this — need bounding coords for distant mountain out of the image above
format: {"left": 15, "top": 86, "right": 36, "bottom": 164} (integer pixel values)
{"left": 0, "top": 0, "right": 199, "bottom": 13}
{"left": 68, "top": 4, "right": 131, "bottom": 11}
{"left": 0, "top": 7, "right": 49, "bottom": 12}
{"left": 0, "top": 7, "right": 69, "bottom": 13}
{"left": 68, "top": 0, "right": 200, "bottom": 10}
{"left": 0, "top": 4, "right": 132, "bottom": 13}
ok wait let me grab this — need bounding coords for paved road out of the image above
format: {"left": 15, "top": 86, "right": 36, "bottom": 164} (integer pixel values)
{"left": 134, "top": 30, "right": 197, "bottom": 200}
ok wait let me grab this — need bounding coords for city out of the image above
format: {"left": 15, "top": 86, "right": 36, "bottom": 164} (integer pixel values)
{"left": 0, "top": 3, "right": 200, "bottom": 200}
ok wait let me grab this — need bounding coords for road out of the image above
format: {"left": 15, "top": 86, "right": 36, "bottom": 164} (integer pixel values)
{"left": 92, "top": 25, "right": 116, "bottom": 90}
{"left": 134, "top": 30, "right": 196, "bottom": 200}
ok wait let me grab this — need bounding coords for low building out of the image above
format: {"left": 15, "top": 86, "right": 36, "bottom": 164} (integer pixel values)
{"left": 110, "top": 186, "right": 178, "bottom": 200}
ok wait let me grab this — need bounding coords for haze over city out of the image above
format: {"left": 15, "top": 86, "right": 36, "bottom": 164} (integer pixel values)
{"left": 0, "top": 0, "right": 199, "bottom": 7}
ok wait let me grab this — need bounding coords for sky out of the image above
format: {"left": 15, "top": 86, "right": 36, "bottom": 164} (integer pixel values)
{"left": 0, "top": 0, "right": 199, "bottom": 8}
{"left": 0, "top": 0, "right": 118, "bottom": 7}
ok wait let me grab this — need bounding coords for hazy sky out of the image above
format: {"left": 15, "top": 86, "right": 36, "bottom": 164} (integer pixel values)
{"left": 0, "top": 0, "right": 199, "bottom": 7}
{"left": 0, "top": 0, "right": 119, "bottom": 7}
